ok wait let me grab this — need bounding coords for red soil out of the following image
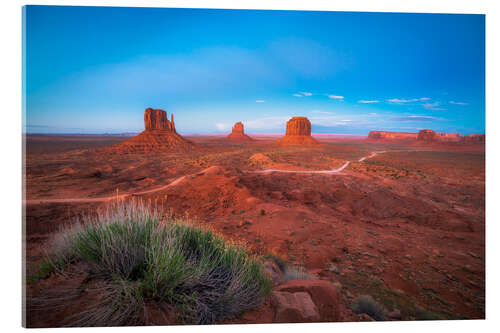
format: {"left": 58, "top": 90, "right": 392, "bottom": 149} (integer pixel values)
{"left": 24, "top": 134, "right": 485, "bottom": 326}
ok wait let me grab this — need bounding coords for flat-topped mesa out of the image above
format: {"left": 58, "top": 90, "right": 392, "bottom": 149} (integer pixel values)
{"left": 277, "top": 116, "right": 319, "bottom": 145}
{"left": 462, "top": 134, "right": 485, "bottom": 144}
{"left": 144, "top": 108, "right": 176, "bottom": 132}
{"left": 227, "top": 122, "right": 254, "bottom": 142}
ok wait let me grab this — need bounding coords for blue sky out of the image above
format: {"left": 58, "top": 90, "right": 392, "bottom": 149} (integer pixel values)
{"left": 24, "top": 6, "right": 485, "bottom": 135}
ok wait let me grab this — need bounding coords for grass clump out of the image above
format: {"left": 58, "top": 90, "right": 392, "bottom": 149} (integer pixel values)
{"left": 351, "top": 295, "right": 387, "bottom": 321}
{"left": 27, "top": 260, "right": 54, "bottom": 284}
{"left": 46, "top": 200, "right": 271, "bottom": 326}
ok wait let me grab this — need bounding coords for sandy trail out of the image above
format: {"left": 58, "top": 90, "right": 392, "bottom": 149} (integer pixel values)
{"left": 24, "top": 151, "right": 388, "bottom": 205}
{"left": 252, "top": 150, "right": 386, "bottom": 174}
{"left": 24, "top": 175, "right": 187, "bottom": 205}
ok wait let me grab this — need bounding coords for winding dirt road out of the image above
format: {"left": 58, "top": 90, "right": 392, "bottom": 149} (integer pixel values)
{"left": 24, "top": 151, "right": 387, "bottom": 205}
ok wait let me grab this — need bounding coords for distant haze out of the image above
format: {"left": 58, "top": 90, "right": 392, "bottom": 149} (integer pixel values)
{"left": 24, "top": 6, "right": 485, "bottom": 135}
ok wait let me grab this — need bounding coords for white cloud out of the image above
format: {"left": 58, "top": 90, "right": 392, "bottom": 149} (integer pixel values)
{"left": 449, "top": 101, "right": 468, "bottom": 106}
{"left": 311, "top": 110, "right": 332, "bottom": 114}
{"left": 387, "top": 97, "right": 430, "bottom": 103}
{"left": 294, "top": 92, "right": 312, "bottom": 97}
{"left": 215, "top": 122, "right": 232, "bottom": 131}
{"left": 358, "top": 100, "right": 379, "bottom": 104}
{"left": 423, "top": 102, "right": 447, "bottom": 111}
{"left": 255, "top": 100, "right": 265, "bottom": 103}
{"left": 328, "top": 94, "right": 344, "bottom": 100}
{"left": 369, "top": 113, "right": 377, "bottom": 116}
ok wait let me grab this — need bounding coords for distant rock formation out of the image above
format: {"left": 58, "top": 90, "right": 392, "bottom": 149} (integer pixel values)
{"left": 368, "top": 131, "right": 418, "bottom": 141}
{"left": 436, "top": 132, "right": 463, "bottom": 142}
{"left": 227, "top": 122, "right": 254, "bottom": 142}
{"left": 417, "top": 129, "right": 437, "bottom": 142}
{"left": 368, "top": 129, "right": 464, "bottom": 143}
{"left": 111, "top": 108, "right": 195, "bottom": 153}
{"left": 276, "top": 117, "right": 319, "bottom": 145}
{"left": 462, "top": 134, "right": 485, "bottom": 144}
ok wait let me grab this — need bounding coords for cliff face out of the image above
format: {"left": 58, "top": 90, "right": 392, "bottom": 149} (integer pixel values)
{"left": 277, "top": 117, "right": 319, "bottom": 145}
{"left": 227, "top": 122, "right": 254, "bottom": 142}
{"left": 144, "top": 108, "right": 175, "bottom": 132}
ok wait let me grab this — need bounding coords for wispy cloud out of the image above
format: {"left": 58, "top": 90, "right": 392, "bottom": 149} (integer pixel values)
{"left": 423, "top": 102, "right": 447, "bottom": 111}
{"left": 294, "top": 92, "right": 312, "bottom": 97}
{"left": 449, "top": 101, "right": 468, "bottom": 106}
{"left": 255, "top": 99, "right": 265, "bottom": 103}
{"left": 387, "top": 97, "right": 430, "bottom": 103}
{"left": 392, "top": 115, "right": 440, "bottom": 122}
{"left": 358, "top": 100, "right": 379, "bottom": 104}
{"left": 327, "top": 94, "right": 344, "bottom": 100}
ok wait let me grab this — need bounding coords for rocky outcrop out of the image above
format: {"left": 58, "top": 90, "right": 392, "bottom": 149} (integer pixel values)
{"left": 271, "top": 291, "right": 320, "bottom": 323}
{"left": 462, "top": 134, "right": 485, "bottom": 144}
{"left": 417, "top": 129, "right": 437, "bottom": 142}
{"left": 276, "top": 117, "right": 319, "bottom": 145}
{"left": 274, "top": 280, "right": 347, "bottom": 322}
{"left": 110, "top": 108, "right": 195, "bottom": 153}
{"left": 144, "top": 108, "right": 175, "bottom": 131}
{"left": 227, "top": 122, "right": 254, "bottom": 142}
{"left": 368, "top": 131, "right": 418, "bottom": 141}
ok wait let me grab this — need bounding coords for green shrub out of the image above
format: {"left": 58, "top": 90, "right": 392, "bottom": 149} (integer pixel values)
{"left": 46, "top": 200, "right": 271, "bottom": 326}
{"left": 351, "top": 295, "right": 387, "bottom": 321}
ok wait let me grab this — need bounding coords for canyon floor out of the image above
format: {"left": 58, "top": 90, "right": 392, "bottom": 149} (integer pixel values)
{"left": 24, "top": 134, "right": 485, "bottom": 326}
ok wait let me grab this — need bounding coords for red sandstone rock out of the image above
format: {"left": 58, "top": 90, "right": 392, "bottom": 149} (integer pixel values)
{"left": 271, "top": 291, "right": 320, "bottom": 323}
{"left": 417, "top": 129, "right": 437, "bottom": 142}
{"left": 110, "top": 108, "right": 194, "bottom": 153}
{"left": 144, "top": 108, "right": 176, "bottom": 131}
{"left": 277, "top": 117, "right": 319, "bottom": 145}
{"left": 275, "top": 279, "right": 346, "bottom": 322}
{"left": 462, "top": 134, "right": 485, "bottom": 144}
{"left": 436, "top": 132, "right": 462, "bottom": 142}
{"left": 227, "top": 122, "right": 254, "bottom": 142}
{"left": 286, "top": 117, "right": 311, "bottom": 136}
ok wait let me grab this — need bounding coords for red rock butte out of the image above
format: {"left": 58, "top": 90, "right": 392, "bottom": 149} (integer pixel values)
{"left": 112, "top": 108, "right": 195, "bottom": 153}
{"left": 227, "top": 122, "right": 254, "bottom": 142}
{"left": 276, "top": 117, "right": 320, "bottom": 145}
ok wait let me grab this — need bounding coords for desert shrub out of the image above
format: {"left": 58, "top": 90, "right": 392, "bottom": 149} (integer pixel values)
{"left": 283, "top": 265, "right": 314, "bottom": 281}
{"left": 351, "top": 295, "right": 387, "bottom": 321}
{"left": 27, "top": 260, "right": 54, "bottom": 284}
{"left": 45, "top": 200, "right": 271, "bottom": 326}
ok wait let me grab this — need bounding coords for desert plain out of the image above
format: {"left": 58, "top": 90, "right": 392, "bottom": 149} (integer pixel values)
{"left": 24, "top": 111, "right": 485, "bottom": 326}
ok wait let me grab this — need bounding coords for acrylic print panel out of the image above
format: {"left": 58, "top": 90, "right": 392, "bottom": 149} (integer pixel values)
{"left": 23, "top": 5, "right": 485, "bottom": 327}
